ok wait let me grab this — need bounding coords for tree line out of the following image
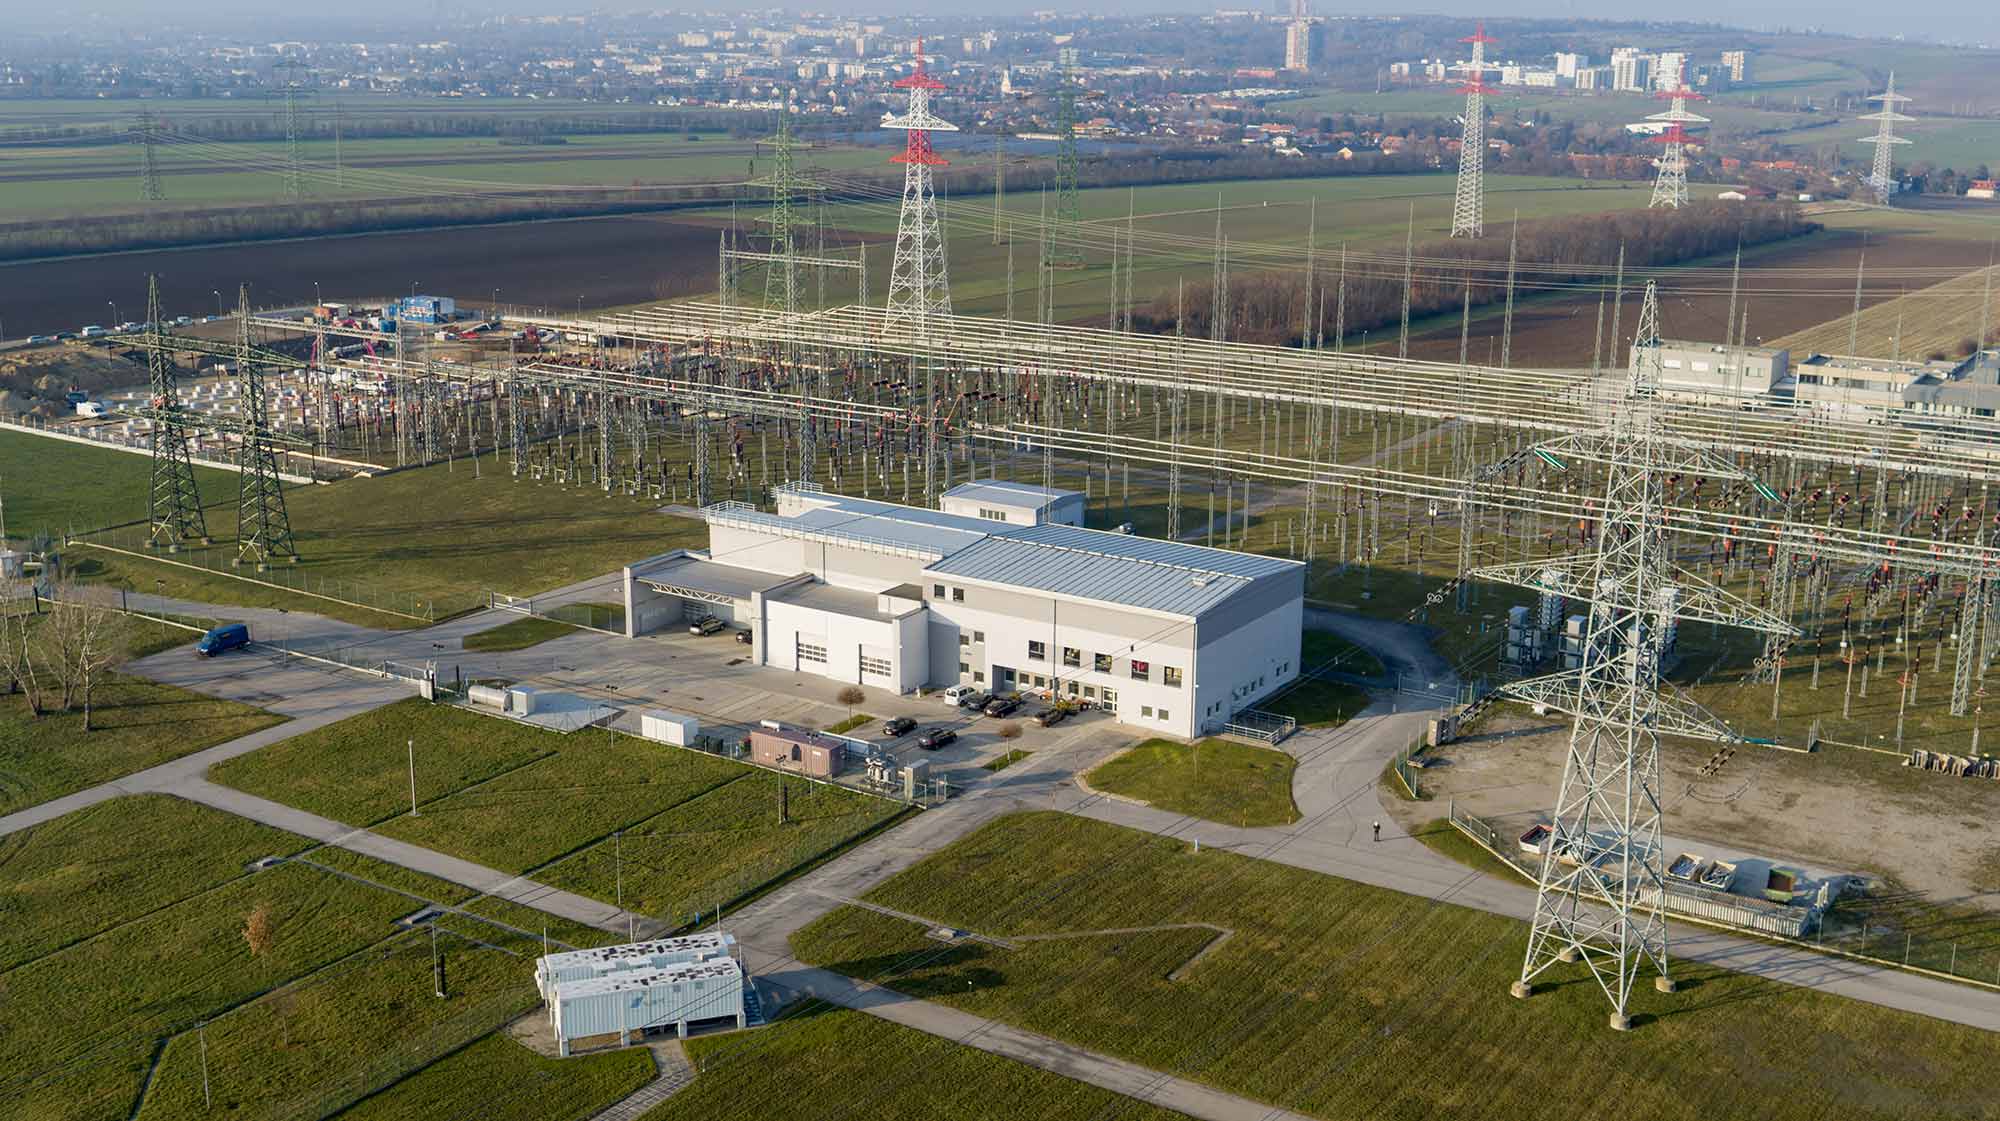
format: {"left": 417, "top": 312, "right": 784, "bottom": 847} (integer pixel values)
{"left": 1138, "top": 201, "right": 1815, "bottom": 347}
{"left": 0, "top": 581, "right": 120, "bottom": 731}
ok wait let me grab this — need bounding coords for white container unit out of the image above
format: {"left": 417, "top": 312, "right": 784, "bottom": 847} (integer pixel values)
{"left": 549, "top": 958, "right": 746, "bottom": 1053}
{"left": 508, "top": 685, "right": 541, "bottom": 715}
{"left": 639, "top": 710, "right": 700, "bottom": 746}
{"left": 534, "top": 932, "right": 737, "bottom": 999}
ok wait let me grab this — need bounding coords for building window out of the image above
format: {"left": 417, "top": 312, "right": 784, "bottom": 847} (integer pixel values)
{"left": 1164, "top": 666, "right": 1183, "bottom": 688}
{"left": 1158, "top": 709, "right": 1169, "bottom": 722}
{"left": 1063, "top": 646, "right": 1081, "bottom": 667}
{"left": 959, "top": 633, "right": 970, "bottom": 647}
{"left": 1093, "top": 653, "right": 1113, "bottom": 674}
{"left": 951, "top": 587, "right": 965, "bottom": 602}
{"left": 1028, "top": 640, "right": 1046, "bottom": 661}
{"left": 959, "top": 661, "right": 969, "bottom": 675}
{"left": 1130, "top": 660, "right": 1150, "bottom": 682}
{"left": 973, "top": 630, "right": 985, "bottom": 643}
{"left": 973, "top": 670, "right": 985, "bottom": 683}
{"left": 798, "top": 641, "right": 827, "bottom": 664}
{"left": 1101, "top": 688, "right": 1117, "bottom": 705}
{"left": 933, "top": 583, "right": 945, "bottom": 598}
{"left": 978, "top": 507, "right": 1008, "bottom": 521}
{"left": 1083, "top": 686, "right": 1097, "bottom": 699}
{"left": 860, "top": 655, "right": 891, "bottom": 677}
{"left": 1142, "top": 705, "right": 1154, "bottom": 717}
{"left": 1065, "top": 680, "right": 1080, "bottom": 695}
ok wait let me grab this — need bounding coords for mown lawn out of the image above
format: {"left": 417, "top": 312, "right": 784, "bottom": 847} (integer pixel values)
{"left": 212, "top": 698, "right": 909, "bottom": 928}
{"left": 1262, "top": 677, "right": 1371, "bottom": 728}
{"left": 462, "top": 615, "right": 578, "bottom": 652}
{"left": 647, "top": 1007, "right": 1190, "bottom": 1121}
{"left": 0, "top": 428, "right": 235, "bottom": 540}
{"left": 0, "top": 613, "right": 285, "bottom": 814}
{"left": 336, "top": 1032, "right": 655, "bottom": 1121}
{"left": 792, "top": 812, "right": 1999, "bottom": 1121}
{"left": 1085, "top": 738, "right": 1300, "bottom": 827}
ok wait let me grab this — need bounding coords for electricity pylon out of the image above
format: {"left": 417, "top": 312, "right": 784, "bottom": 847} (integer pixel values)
{"left": 1049, "top": 47, "right": 1085, "bottom": 267}
{"left": 1473, "top": 282, "right": 1795, "bottom": 1029}
{"left": 144, "top": 276, "right": 208, "bottom": 549}
{"left": 1647, "top": 70, "right": 1708, "bottom": 209}
{"left": 136, "top": 110, "right": 165, "bottom": 202}
{"left": 1858, "top": 72, "right": 1912, "bottom": 204}
{"left": 761, "top": 96, "right": 801, "bottom": 317}
{"left": 271, "top": 58, "right": 312, "bottom": 202}
{"left": 883, "top": 38, "right": 955, "bottom": 330}
{"left": 1450, "top": 23, "right": 1498, "bottom": 238}
{"left": 233, "top": 286, "right": 298, "bottom": 567}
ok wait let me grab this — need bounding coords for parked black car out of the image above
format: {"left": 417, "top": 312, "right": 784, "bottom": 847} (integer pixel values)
{"left": 1034, "top": 706, "right": 1069, "bottom": 727}
{"left": 883, "top": 715, "right": 918, "bottom": 738}
{"left": 958, "top": 691, "right": 993, "bottom": 711}
{"left": 917, "top": 726, "right": 958, "bottom": 750}
{"left": 983, "top": 696, "right": 1022, "bottom": 718}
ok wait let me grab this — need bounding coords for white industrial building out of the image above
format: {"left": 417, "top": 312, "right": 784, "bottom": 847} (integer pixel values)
{"left": 537, "top": 933, "right": 746, "bottom": 1054}
{"left": 621, "top": 481, "right": 1304, "bottom": 739}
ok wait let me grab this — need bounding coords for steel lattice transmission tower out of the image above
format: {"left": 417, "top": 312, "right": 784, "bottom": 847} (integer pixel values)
{"left": 883, "top": 38, "right": 956, "bottom": 331}
{"left": 231, "top": 286, "right": 298, "bottom": 567}
{"left": 1477, "top": 281, "right": 1795, "bottom": 1029}
{"left": 270, "top": 58, "right": 313, "bottom": 202}
{"left": 1450, "top": 23, "right": 1498, "bottom": 239}
{"left": 1857, "top": 72, "right": 1912, "bottom": 204}
{"left": 144, "top": 276, "right": 209, "bottom": 549}
{"left": 761, "top": 97, "right": 801, "bottom": 317}
{"left": 1048, "top": 47, "right": 1085, "bottom": 267}
{"left": 1646, "top": 70, "right": 1707, "bottom": 209}
{"left": 135, "top": 110, "right": 165, "bottom": 202}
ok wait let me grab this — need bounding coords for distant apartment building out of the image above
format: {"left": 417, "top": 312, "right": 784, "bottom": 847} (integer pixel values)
{"left": 1389, "top": 61, "right": 1412, "bottom": 79}
{"left": 1574, "top": 66, "right": 1610, "bottom": 91}
{"left": 1424, "top": 60, "right": 1449, "bottom": 81}
{"left": 1499, "top": 63, "right": 1524, "bottom": 85}
{"left": 1555, "top": 52, "right": 1587, "bottom": 78}
{"left": 1654, "top": 50, "right": 1688, "bottom": 89}
{"left": 1610, "top": 48, "right": 1651, "bottom": 93}
{"left": 1720, "top": 49, "right": 1751, "bottom": 83}
{"left": 1523, "top": 69, "right": 1559, "bottom": 88}
{"left": 1284, "top": 20, "right": 1312, "bottom": 70}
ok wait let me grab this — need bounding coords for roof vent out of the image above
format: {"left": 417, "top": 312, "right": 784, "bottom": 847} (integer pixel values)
{"left": 1190, "top": 575, "right": 1209, "bottom": 587}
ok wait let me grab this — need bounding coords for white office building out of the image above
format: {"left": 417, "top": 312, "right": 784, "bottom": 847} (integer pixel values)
{"left": 621, "top": 483, "right": 1305, "bottom": 739}
{"left": 1555, "top": 52, "right": 1587, "bottom": 78}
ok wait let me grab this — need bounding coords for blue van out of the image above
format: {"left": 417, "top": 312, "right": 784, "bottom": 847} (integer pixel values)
{"left": 196, "top": 623, "right": 250, "bottom": 657}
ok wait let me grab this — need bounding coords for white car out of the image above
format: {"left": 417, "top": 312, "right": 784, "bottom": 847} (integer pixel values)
{"left": 940, "top": 684, "right": 976, "bottom": 706}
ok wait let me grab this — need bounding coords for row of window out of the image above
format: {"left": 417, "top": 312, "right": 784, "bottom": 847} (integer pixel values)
{"left": 975, "top": 507, "right": 1011, "bottom": 521}
{"left": 1026, "top": 641, "right": 1182, "bottom": 687}
{"left": 1140, "top": 705, "right": 1172, "bottom": 722}
{"left": 932, "top": 583, "right": 966, "bottom": 602}
{"left": 798, "top": 641, "right": 827, "bottom": 664}
{"left": 958, "top": 630, "right": 987, "bottom": 647}
{"left": 860, "top": 654, "right": 892, "bottom": 677}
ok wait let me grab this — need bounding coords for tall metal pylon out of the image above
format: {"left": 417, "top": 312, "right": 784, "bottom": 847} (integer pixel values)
{"left": 1048, "top": 47, "right": 1085, "bottom": 268}
{"left": 1857, "top": 72, "right": 1912, "bottom": 204}
{"left": 135, "top": 110, "right": 165, "bottom": 202}
{"left": 1483, "top": 281, "right": 1794, "bottom": 1029}
{"left": 145, "top": 276, "right": 208, "bottom": 549}
{"left": 883, "top": 38, "right": 956, "bottom": 331}
{"left": 271, "top": 58, "right": 312, "bottom": 203}
{"left": 761, "top": 96, "right": 800, "bottom": 317}
{"left": 232, "top": 285, "right": 297, "bottom": 567}
{"left": 1646, "top": 67, "right": 1708, "bottom": 209}
{"left": 1450, "top": 23, "right": 1498, "bottom": 239}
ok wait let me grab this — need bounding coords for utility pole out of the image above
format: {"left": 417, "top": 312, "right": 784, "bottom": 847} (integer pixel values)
{"left": 407, "top": 738, "right": 419, "bottom": 816}
{"left": 136, "top": 110, "right": 165, "bottom": 202}
{"left": 1049, "top": 47, "right": 1084, "bottom": 268}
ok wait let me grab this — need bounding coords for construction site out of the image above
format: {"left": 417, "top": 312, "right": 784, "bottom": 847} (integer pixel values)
{"left": 5, "top": 38, "right": 2000, "bottom": 1120}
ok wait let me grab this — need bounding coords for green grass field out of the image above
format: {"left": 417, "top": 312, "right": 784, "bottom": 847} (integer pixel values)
{"left": 76, "top": 449, "right": 708, "bottom": 627}
{"left": 0, "top": 794, "right": 648, "bottom": 1121}
{"left": 212, "top": 699, "right": 910, "bottom": 928}
{"left": 1085, "top": 738, "right": 1299, "bottom": 827}
{"left": 1301, "top": 628, "right": 1386, "bottom": 677}
{"left": 0, "top": 612, "right": 285, "bottom": 814}
{"left": 336, "top": 1032, "right": 654, "bottom": 1121}
{"left": 794, "top": 811, "right": 2000, "bottom": 1121}
{"left": 1263, "top": 677, "right": 1372, "bottom": 728}
{"left": 0, "top": 428, "right": 237, "bottom": 541}
{"left": 983, "top": 748, "right": 1033, "bottom": 772}
{"left": 462, "top": 615, "right": 579, "bottom": 652}
{"left": 646, "top": 1007, "right": 1190, "bottom": 1121}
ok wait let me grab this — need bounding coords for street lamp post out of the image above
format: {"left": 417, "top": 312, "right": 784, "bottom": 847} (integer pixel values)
{"left": 107, "top": 300, "right": 118, "bottom": 328}
{"left": 213, "top": 290, "right": 223, "bottom": 319}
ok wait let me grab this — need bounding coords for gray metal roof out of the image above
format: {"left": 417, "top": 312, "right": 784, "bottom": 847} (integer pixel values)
{"left": 941, "top": 478, "right": 1082, "bottom": 508}
{"left": 705, "top": 497, "right": 993, "bottom": 560}
{"left": 635, "top": 553, "right": 798, "bottom": 601}
{"left": 924, "top": 523, "right": 1301, "bottom": 617}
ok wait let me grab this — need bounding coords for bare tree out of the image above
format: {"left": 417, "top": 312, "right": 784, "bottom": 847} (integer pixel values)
{"left": 998, "top": 721, "right": 1023, "bottom": 741}
{"left": 836, "top": 685, "right": 866, "bottom": 718}
{"left": 0, "top": 575, "right": 42, "bottom": 714}
{"left": 69, "top": 594, "right": 119, "bottom": 732}
{"left": 43, "top": 581, "right": 115, "bottom": 720}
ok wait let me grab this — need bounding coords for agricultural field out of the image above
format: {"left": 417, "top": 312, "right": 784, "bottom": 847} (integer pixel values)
{"left": 646, "top": 1007, "right": 1190, "bottom": 1121}
{"left": 0, "top": 794, "right": 649, "bottom": 1121}
{"left": 793, "top": 811, "right": 2000, "bottom": 1121}
{"left": 212, "top": 699, "right": 910, "bottom": 928}
{"left": 1084, "top": 738, "right": 1300, "bottom": 827}
{"left": 0, "top": 609, "right": 283, "bottom": 815}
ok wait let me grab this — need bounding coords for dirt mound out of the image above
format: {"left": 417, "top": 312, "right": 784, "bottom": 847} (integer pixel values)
{"left": 0, "top": 344, "right": 148, "bottom": 417}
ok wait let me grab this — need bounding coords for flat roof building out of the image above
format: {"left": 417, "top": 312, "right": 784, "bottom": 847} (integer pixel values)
{"left": 546, "top": 957, "right": 745, "bottom": 1053}
{"left": 1642, "top": 340, "right": 1792, "bottom": 400}
{"left": 937, "top": 479, "right": 1085, "bottom": 526}
{"left": 620, "top": 483, "right": 1304, "bottom": 739}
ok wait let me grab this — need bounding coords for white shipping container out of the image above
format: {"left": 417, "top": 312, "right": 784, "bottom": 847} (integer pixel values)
{"left": 509, "top": 685, "right": 540, "bottom": 715}
{"left": 640, "top": 710, "right": 700, "bottom": 746}
{"left": 549, "top": 959, "right": 745, "bottom": 1052}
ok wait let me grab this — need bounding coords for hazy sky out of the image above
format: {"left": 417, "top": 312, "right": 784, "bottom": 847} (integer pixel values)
{"left": 26, "top": 2, "right": 1982, "bottom": 46}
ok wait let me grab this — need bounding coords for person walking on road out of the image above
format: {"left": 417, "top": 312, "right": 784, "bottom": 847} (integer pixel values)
{"left": 1372, "top": 820, "right": 1381, "bottom": 842}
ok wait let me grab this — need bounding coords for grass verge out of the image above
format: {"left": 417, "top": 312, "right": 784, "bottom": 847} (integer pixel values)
{"left": 1084, "top": 738, "right": 1299, "bottom": 827}
{"left": 462, "top": 616, "right": 579, "bottom": 652}
{"left": 983, "top": 748, "right": 1033, "bottom": 772}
